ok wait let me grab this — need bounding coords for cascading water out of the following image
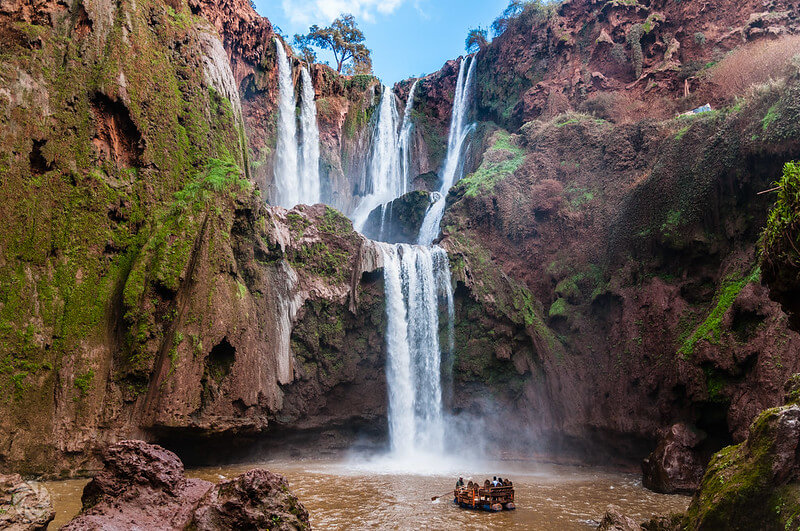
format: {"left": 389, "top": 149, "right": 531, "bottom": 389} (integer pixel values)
{"left": 298, "top": 67, "right": 321, "bottom": 204}
{"left": 380, "top": 243, "right": 454, "bottom": 460}
{"left": 398, "top": 80, "right": 419, "bottom": 192}
{"left": 351, "top": 86, "right": 403, "bottom": 231}
{"left": 272, "top": 38, "right": 299, "bottom": 208}
{"left": 418, "top": 56, "right": 477, "bottom": 246}
{"left": 272, "top": 39, "right": 321, "bottom": 208}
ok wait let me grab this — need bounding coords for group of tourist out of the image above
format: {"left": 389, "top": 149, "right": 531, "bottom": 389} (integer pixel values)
{"left": 455, "top": 476, "right": 513, "bottom": 490}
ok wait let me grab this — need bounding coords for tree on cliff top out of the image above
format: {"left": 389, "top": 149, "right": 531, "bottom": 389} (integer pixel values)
{"left": 492, "top": 0, "right": 556, "bottom": 37}
{"left": 466, "top": 27, "right": 488, "bottom": 53}
{"left": 296, "top": 14, "right": 372, "bottom": 74}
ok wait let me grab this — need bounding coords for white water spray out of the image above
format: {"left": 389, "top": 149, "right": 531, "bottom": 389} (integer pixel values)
{"left": 418, "top": 56, "right": 477, "bottom": 246}
{"left": 272, "top": 39, "right": 321, "bottom": 208}
{"left": 379, "top": 243, "right": 454, "bottom": 460}
{"left": 398, "top": 80, "right": 419, "bottom": 193}
{"left": 272, "top": 38, "right": 299, "bottom": 208}
{"left": 351, "top": 86, "right": 402, "bottom": 230}
{"left": 299, "top": 67, "right": 321, "bottom": 204}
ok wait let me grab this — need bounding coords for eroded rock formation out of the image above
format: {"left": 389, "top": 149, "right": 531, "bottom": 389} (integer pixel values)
{"left": 0, "top": 473, "right": 55, "bottom": 530}
{"left": 62, "top": 440, "right": 308, "bottom": 530}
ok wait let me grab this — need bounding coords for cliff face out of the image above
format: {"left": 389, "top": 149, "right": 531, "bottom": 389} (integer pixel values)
{"left": 188, "top": 0, "right": 388, "bottom": 214}
{"left": 439, "top": 82, "right": 800, "bottom": 459}
{"left": 3, "top": 0, "right": 800, "bottom": 485}
{"left": 364, "top": 0, "right": 800, "bottom": 467}
{"left": 475, "top": 0, "right": 800, "bottom": 128}
{"left": 0, "top": 0, "right": 390, "bottom": 475}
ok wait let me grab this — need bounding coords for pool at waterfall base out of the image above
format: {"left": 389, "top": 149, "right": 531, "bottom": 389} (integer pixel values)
{"left": 45, "top": 457, "right": 690, "bottom": 529}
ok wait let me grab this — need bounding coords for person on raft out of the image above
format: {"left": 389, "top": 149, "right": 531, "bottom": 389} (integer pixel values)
{"left": 456, "top": 477, "right": 464, "bottom": 488}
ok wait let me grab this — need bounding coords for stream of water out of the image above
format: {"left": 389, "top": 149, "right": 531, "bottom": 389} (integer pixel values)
{"left": 272, "top": 39, "right": 321, "bottom": 208}
{"left": 44, "top": 458, "right": 690, "bottom": 529}
{"left": 418, "top": 55, "right": 477, "bottom": 246}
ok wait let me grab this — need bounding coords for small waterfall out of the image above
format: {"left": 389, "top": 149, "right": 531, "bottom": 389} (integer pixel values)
{"left": 299, "top": 67, "right": 321, "bottom": 204}
{"left": 272, "top": 39, "right": 321, "bottom": 208}
{"left": 418, "top": 56, "right": 477, "bottom": 246}
{"left": 351, "top": 86, "right": 407, "bottom": 231}
{"left": 380, "top": 243, "right": 454, "bottom": 458}
{"left": 272, "top": 38, "right": 299, "bottom": 208}
{"left": 398, "top": 80, "right": 419, "bottom": 193}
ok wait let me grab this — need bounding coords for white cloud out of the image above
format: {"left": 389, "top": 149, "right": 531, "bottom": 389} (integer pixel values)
{"left": 280, "top": 0, "right": 407, "bottom": 28}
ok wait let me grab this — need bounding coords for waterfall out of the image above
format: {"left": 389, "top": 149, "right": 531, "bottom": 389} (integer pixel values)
{"left": 351, "top": 86, "right": 402, "bottom": 231}
{"left": 418, "top": 56, "right": 477, "bottom": 246}
{"left": 272, "top": 39, "right": 321, "bottom": 208}
{"left": 398, "top": 80, "right": 419, "bottom": 193}
{"left": 352, "top": 82, "right": 420, "bottom": 235}
{"left": 299, "top": 67, "right": 321, "bottom": 205}
{"left": 272, "top": 38, "right": 299, "bottom": 208}
{"left": 380, "top": 243, "right": 454, "bottom": 458}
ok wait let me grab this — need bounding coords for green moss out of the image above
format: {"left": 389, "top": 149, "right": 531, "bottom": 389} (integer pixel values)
{"left": 548, "top": 298, "right": 569, "bottom": 319}
{"left": 678, "top": 266, "right": 761, "bottom": 358}
{"left": 661, "top": 209, "right": 683, "bottom": 238}
{"left": 555, "top": 273, "right": 585, "bottom": 301}
{"left": 319, "top": 206, "right": 353, "bottom": 234}
{"left": 287, "top": 213, "right": 310, "bottom": 238}
{"left": 458, "top": 130, "right": 526, "bottom": 198}
{"left": 73, "top": 369, "right": 95, "bottom": 398}
{"left": 685, "top": 405, "right": 800, "bottom": 529}
{"left": 288, "top": 242, "right": 350, "bottom": 283}
{"left": 763, "top": 104, "right": 781, "bottom": 132}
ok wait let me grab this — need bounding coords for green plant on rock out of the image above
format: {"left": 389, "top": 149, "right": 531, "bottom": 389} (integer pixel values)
{"left": 458, "top": 130, "right": 526, "bottom": 198}
{"left": 678, "top": 266, "right": 761, "bottom": 358}
{"left": 73, "top": 369, "right": 95, "bottom": 399}
{"left": 761, "top": 161, "right": 800, "bottom": 265}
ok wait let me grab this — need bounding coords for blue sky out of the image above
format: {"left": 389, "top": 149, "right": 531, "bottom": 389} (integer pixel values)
{"left": 256, "top": 0, "right": 510, "bottom": 83}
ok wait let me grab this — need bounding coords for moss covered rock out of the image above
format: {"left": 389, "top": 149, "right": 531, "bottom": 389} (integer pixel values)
{"left": 684, "top": 404, "right": 800, "bottom": 530}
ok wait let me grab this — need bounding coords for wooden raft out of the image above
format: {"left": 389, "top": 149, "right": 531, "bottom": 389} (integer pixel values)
{"left": 453, "top": 485, "right": 516, "bottom": 512}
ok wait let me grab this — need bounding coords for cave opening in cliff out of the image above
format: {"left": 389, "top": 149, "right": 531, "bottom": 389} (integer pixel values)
{"left": 89, "top": 91, "right": 144, "bottom": 168}
{"left": 207, "top": 337, "right": 236, "bottom": 382}
{"left": 29, "top": 139, "right": 52, "bottom": 176}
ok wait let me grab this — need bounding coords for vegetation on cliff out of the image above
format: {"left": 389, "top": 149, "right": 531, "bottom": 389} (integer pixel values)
{"left": 761, "top": 161, "right": 800, "bottom": 329}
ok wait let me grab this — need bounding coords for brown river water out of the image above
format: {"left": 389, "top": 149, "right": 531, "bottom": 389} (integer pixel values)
{"left": 45, "top": 457, "right": 690, "bottom": 529}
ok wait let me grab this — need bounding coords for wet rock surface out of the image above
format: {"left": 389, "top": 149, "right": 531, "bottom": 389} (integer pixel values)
{"left": 189, "top": 469, "right": 310, "bottom": 530}
{"left": 682, "top": 403, "right": 800, "bottom": 529}
{"left": 596, "top": 505, "right": 641, "bottom": 531}
{"left": 642, "top": 423, "right": 705, "bottom": 494}
{"left": 362, "top": 190, "right": 433, "bottom": 243}
{"left": 0, "top": 473, "right": 55, "bottom": 530}
{"left": 62, "top": 440, "right": 309, "bottom": 530}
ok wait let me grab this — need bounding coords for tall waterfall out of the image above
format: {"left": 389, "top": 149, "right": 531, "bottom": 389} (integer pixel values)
{"left": 380, "top": 243, "right": 454, "bottom": 458}
{"left": 299, "top": 67, "right": 321, "bottom": 204}
{"left": 418, "top": 56, "right": 477, "bottom": 246}
{"left": 272, "top": 38, "right": 321, "bottom": 208}
{"left": 351, "top": 86, "right": 402, "bottom": 230}
{"left": 272, "top": 38, "right": 299, "bottom": 208}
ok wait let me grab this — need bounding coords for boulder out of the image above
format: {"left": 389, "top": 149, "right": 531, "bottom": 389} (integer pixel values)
{"left": 413, "top": 171, "right": 441, "bottom": 192}
{"left": 684, "top": 404, "right": 800, "bottom": 529}
{"left": 189, "top": 469, "right": 310, "bottom": 530}
{"left": 642, "top": 423, "right": 705, "bottom": 494}
{"left": 63, "top": 440, "right": 309, "bottom": 531}
{"left": 362, "top": 190, "right": 432, "bottom": 243}
{"left": 0, "top": 474, "right": 55, "bottom": 530}
{"left": 597, "top": 505, "right": 641, "bottom": 530}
